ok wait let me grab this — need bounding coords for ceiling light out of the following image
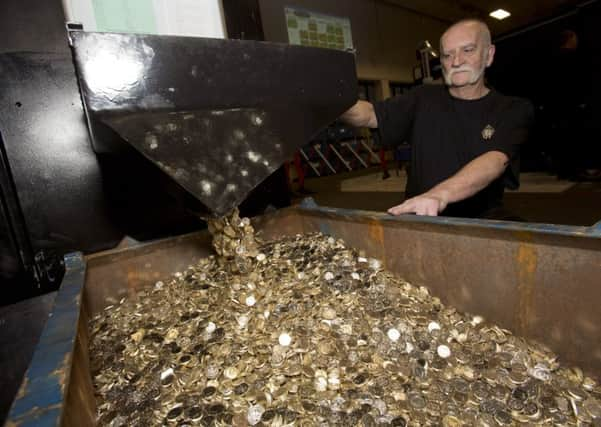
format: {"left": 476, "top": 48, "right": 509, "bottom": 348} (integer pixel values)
{"left": 489, "top": 9, "right": 511, "bottom": 20}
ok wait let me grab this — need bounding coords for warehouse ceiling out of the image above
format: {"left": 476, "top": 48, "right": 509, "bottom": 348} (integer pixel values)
{"left": 382, "top": 0, "right": 589, "bottom": 38}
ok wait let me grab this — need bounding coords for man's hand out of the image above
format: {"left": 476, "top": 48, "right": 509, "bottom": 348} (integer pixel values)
{"left": 387, "top": 192, "right": 448, "bottom": 216}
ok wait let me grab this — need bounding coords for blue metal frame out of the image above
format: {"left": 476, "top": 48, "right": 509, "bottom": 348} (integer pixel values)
{"left": 7, "top": 253, "right": 86, "bottom": 427}
{"left": 299, "top": 197, "right": 601, "bottom": 238}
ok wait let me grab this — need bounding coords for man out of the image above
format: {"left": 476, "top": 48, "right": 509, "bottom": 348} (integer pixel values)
{"left": 342, "top": 19, "right": 533, "bottom": 218}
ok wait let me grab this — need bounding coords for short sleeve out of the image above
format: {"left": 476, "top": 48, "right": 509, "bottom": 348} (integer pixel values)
{"left": 372, "top": 87, "right": 419, "bottom": 148}
{"left": 488, "top": 98, "right": 535, "bottom": 190}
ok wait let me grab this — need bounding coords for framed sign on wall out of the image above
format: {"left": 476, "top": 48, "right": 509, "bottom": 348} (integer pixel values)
{"left": 285, "top": 7, "right": 353, "bottom": 51}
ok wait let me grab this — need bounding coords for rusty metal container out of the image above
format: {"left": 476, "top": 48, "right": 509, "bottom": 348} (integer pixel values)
{"left": 6, "top": 201, "right": 601, "bottom": 426}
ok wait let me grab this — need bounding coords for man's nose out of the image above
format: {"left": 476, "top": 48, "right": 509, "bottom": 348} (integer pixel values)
{"left": 452, "top": 51, "right": 464, "bottom": 67}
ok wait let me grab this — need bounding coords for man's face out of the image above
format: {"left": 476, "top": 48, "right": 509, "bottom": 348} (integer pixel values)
{"left": 440, "top": 22, "right": 494, "bottom": 88}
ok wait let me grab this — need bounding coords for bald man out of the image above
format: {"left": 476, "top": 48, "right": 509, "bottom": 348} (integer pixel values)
{"left": 342, "top": 19, "right": 534, "bottom": 218}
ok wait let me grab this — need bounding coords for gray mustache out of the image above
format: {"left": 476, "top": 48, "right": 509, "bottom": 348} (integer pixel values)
{"left": 449, "top": 67, "right": 474, "bottom": 75}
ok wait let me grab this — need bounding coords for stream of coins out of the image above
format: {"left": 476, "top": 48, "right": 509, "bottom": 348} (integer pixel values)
{"left": 90, "top": 212, "right": 601, "bottom": 426}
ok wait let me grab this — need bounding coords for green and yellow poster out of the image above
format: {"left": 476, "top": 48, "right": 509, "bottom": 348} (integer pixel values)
{"left": 285, "top": 7, "right": 353, "bottom": 51}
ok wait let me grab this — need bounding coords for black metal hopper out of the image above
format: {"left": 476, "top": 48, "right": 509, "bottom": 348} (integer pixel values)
{"left": 69, "top": 31, "right": 357, "bottom": 216}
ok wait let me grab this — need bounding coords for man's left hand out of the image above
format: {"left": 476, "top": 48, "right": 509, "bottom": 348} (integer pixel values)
{"left": 387, "top": 193, "right": 448, "bottom": 216}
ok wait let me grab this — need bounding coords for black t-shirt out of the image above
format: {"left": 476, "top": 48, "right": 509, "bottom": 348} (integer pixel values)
{"left": 373, "top": 85, "right": 534, "bottom": 218}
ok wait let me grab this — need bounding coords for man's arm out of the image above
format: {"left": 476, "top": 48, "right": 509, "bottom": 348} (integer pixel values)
{"left": 340, "top": 100, "right": 378, "bottom": 128}
{"left": 388, "top": 150, "right": 509, "bottom": 216}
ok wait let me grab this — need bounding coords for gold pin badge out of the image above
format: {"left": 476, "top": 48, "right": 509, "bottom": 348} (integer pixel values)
{"left": 482, "top": 124, "right": 495, "bottom": 140}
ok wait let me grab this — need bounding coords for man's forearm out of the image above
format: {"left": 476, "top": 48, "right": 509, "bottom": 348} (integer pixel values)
{"left": 387, "top": 150, "right": 509, "bottom": 216}
{"left": 340, "top": 100, "right": 378, "bottom": 128}
{"left": 425, "top": 151, "right": 509, "bottom": 205}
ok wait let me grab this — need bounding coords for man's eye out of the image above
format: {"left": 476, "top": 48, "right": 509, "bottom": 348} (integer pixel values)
{"left": 442, "top": 54, "right": 451, "bottom": 60}
{"left": 464, "top": 47, "right": 475, "bottom": 53}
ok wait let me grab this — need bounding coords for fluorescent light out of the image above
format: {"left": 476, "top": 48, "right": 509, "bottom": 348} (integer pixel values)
{"left": 489, "top": 9, "right": 511, "bottom": 20}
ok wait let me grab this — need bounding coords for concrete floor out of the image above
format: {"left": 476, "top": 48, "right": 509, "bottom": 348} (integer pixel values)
{"left": 294, "top": 168, "right": 601, "bottom": 226}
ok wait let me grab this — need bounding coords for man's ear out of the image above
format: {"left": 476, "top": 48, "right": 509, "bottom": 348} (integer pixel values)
{"left": 486, "top": 44, "right": 496, "bottom": 67}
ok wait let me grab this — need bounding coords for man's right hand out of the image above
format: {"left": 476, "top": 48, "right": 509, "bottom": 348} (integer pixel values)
{"left": 340, "top": 100, "right": 378, "bottom": 128}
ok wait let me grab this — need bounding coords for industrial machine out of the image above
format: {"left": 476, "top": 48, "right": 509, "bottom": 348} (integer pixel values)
{"left": 69, "top": 30, "right": 357, "bottom": 217}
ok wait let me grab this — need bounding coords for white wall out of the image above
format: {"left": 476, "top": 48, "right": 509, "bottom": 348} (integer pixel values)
{"left": 259, "top": 0, "right": 447, "bottom": 83}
